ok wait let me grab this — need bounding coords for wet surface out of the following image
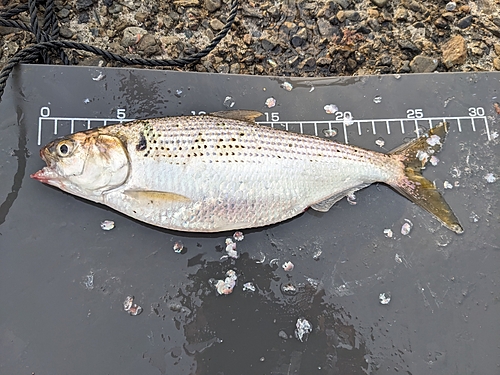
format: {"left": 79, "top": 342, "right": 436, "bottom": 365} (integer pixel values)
{"left": 0, "top": 66, "right": 499, "bottom": 374}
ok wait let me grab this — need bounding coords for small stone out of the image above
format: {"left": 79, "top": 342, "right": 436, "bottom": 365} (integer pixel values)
{"left": 316, "top": 56, "right": 333, "bottom": 65}
{"left": 209, "top": 18, "right": 225, "bottom": 31}
{"left": 107, "top": 3, "right": 122, "bottom": 14}
{"left": 343, "top": 10, "right": 360, "bottom": 21}
{"left": 59, "top": 26, "right": 74, "bottom": 39}
{"left": 434, "top": 17, "right": 448, "bottom": 29}
{"left": 78, "top": 11, "right": 90, "bottom": 23}
{"left": 493, "top": 58, "right": 500, "bottom": 71}
{"left": 205, "top": 0, "right": 221, "bottom": 12}
{"left": 370, "top": 0, "right": 388, "bottom": 7}
{"left": 298, "top": 56, "right": 316, "bottom": 71}
{"left": 76, "top": 0, "right": 94, "bottom": 11}
{"left": 136, "top": 34, "right": 160, "bottom": 57}
{"left": 135, "top": 12, "right": 148, "bottom": 23}
{"left": 333, "top": 0, "right": 350, "bottom": 9}
{"left": 336, "top": 10, "right": 346, "bottom": 22}
{"left": 291, "top": 28, "right": 307, "bottom": 47}
{"left": 174, "top": 0, "right": 200, "bottom": 6}
{"left": 317, "top": 19, "right": 334, "bottom": 36}
{"left": 410, "top": 55, "right": 439, "bottom": 73}
{"left": 121, "top": 27, "right": 148, "bottom": 47}
{"left": 494, "top": 44, "right": 500, "bottom": 56}
{"left": 439, "top": 13, "right": 453, "bottom": 23}
{"left": 58, "top": 8, "right": 70, "bottom": 18}
{"left": 441, "top": 35, "right": 467, "bottom": 68}
{"left": 398, "top": 40, "right": 421, "bottom": 54}
{"left": 377, "top": 55, "right": 392, "bottom": 66}
{"left": 445, "top": 2, "right": 456, "bottom": 11}
{"left": 457, "top": 15, "right": 473, "bottom": 29}
{"left": 394, "top": 7, "right": 408, "bottom": 21}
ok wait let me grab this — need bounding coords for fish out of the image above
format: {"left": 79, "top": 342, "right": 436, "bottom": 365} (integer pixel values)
{"left": 31, "top": 110, "right": 463, "bottom": 234}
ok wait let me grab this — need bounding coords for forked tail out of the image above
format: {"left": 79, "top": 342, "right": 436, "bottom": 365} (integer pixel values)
{"left": 388, "top": 122, "right": 463, "bottom": 234}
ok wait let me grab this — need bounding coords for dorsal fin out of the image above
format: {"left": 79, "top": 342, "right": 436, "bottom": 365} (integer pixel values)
{"left": 209, "top": 110, "right": 263, "bottom": 123}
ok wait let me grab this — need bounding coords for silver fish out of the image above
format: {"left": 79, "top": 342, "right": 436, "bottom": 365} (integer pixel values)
{"left": 31, "top": 110, "right": 463, "bottom": 233}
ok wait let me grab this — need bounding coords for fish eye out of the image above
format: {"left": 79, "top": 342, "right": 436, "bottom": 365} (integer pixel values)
{"left": 56, "top": 141, "right": 73, "bottom": 157}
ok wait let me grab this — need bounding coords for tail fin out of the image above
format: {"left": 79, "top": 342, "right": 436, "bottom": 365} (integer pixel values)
{"left": 389, "top": 122, "right": 463, "bottom": 234}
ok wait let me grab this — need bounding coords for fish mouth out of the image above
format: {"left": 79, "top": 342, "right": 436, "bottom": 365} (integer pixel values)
{"left": 30, "top": 166, "right": 60, "bottom": 184}
{"left": 30, "top": 148, "right": 61, "bottom": 186}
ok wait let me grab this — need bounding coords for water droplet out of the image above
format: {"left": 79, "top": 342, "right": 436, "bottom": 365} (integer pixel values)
{"left": 280, "top": 282, "right": 298, "bottom": 295}
{"left": 175, "top": 89, "right": 183, "bottom": 97}
{"left": 401, "top": 219, "right": 413, "bottom": 235}
{"left": 83, "top": 274, "right": 94, "bottom": 289}
{"left": 223, "top": 96, "right": 235, "bottom": 108}
{"left": 324, "top": 104, "right": 338, "bottom": 114}
{"left": 373, "top": 96, "right": 382, "bottom": 104}
{"left": 322, "top": 128, "right": 338, "bottom": 137}
{"left": 379, "top": 292, "right": 391, "bottom": 305}
{"left": 100, "top": 220, "right": 115, "bottom": 231}
{"left": 281, "top": 82, "right": 293, "bottom": 91}
{"left": 346, "top": 193, "right": 357, "bottom": 205}
{"left": 173, "top": 241, "right": 184, "bottom": 253}
{"left": 123, "top": 296, "right": 143, "bottom": 316}
{"left": 265, "top": 97, "right": 276, "bottom": 108}
{"left": 375, "top": 137, "right": 385, "bottom": 147}
{"left": 469, "top": 212, "right": 480, "bottom": 223}
{"left": 243, "top": 282, "right": 256, "bottom": 292}
{"left": 484, "top": 173, "right": 497, "bottom": 183}
{"left": 295, "top": 318, "right": 313, "bottom": 342}
{"left": 312, "top": 249, "right": 322, "bottom": 260}
{"left": 430, "top": 156, "right": 439, "bottom": 166}
{"left": 233, "top": 231, "right": 244, "bottom": 241}
{"left": 343, "top": 112, "right": 354, "bottom": 126}
{"left": 282, "top": 261, "right": 294, "bottom": 271}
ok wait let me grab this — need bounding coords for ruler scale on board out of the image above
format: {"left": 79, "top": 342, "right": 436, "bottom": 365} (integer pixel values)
{"left": 37, "top": 111, "right": 492, "bottom": 146}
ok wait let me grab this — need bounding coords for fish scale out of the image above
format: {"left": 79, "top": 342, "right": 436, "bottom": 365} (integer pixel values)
{"left": 32, "top": 110, "right": 463, "bottom": 233}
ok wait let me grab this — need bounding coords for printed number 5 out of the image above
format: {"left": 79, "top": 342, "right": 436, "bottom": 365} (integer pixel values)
{"left": 117, "top": 109, "right": 126, "bottom": 119}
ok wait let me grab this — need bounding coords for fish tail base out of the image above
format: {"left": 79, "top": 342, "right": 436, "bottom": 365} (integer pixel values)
{"left": 389, "top": 122, "right": 464, "bottom": 234}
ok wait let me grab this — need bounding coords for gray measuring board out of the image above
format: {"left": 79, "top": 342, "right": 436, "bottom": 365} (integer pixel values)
{"left": 1, "top": 65, "right": 499, "bottom": 375}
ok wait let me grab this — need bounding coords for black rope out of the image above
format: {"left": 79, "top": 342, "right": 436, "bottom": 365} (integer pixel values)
{"left": 0, "top": 0, "right": 239, "bottom": 102}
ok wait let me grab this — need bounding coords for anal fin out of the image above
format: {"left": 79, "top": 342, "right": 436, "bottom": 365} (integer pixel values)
{"left": 311, "top": 185, "right": 369, "bottom": 212}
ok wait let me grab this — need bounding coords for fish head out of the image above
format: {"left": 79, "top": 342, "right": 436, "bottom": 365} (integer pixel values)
{"left": 31, "top": 130, "right": 130, "bottom": 198}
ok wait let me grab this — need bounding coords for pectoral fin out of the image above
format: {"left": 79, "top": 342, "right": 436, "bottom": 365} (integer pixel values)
{"left": 124, "top": 190, "right": 191, "bottom": 203}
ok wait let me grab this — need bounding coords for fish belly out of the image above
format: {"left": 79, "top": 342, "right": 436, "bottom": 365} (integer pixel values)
{"left": 104, "top": 153, "right": 393, "bottom": 232}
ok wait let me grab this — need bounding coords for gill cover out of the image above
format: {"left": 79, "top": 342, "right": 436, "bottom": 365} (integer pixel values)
{"left": 49, "top": 132, "right": 130, "bottom": 194}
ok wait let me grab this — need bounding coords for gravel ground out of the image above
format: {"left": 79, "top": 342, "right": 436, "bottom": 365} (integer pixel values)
{"left": 1, "top": 0, "right": 500, "bottom": 77}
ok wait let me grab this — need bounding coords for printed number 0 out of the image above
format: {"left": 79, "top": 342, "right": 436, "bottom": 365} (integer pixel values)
{"left": 40, "top": 107, "right": 50, "bottom": 117}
